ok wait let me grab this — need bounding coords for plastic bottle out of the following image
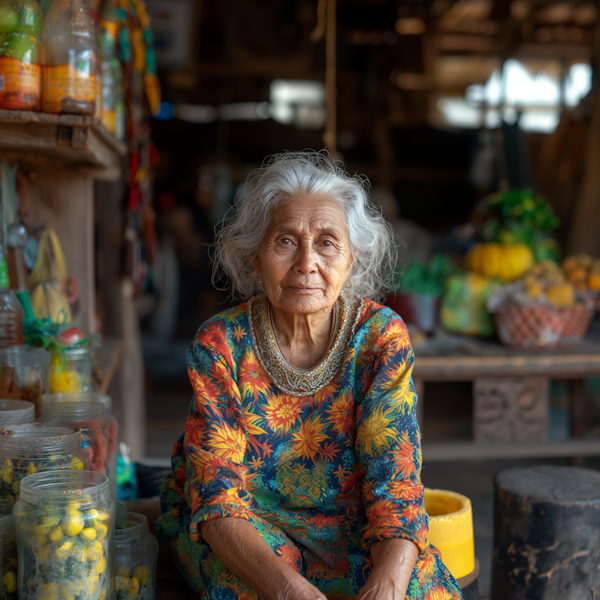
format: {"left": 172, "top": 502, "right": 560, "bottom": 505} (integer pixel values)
{"left": 41, "top": 0, "right": 98, "bottom": 115}
{"left": 98, "top": 0, "right": 120, "bottom": 134}
{"left": 0, "top": 207, "right": 22, "bottom": 348}
{"left": 0, "top": 0, "right": 42, "bottom": 111}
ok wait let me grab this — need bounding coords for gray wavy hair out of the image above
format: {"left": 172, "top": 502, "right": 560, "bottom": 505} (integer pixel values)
{"left": 212, "top": 150, "right": 397, "bottom": 302}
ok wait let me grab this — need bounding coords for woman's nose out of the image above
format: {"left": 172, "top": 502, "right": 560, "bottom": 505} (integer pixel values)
{"left": 293, "top": 243, "right": 318, "bottom": 273}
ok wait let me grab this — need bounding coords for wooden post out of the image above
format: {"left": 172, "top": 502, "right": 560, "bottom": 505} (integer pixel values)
{"left": 323, "top": 0, "right": 336, "bottom": 154}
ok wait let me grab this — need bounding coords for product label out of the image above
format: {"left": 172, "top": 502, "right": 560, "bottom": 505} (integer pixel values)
{"left": 0, "top": 257, "right": 10, "bottom": 288}
{"left": 42, "top": 65, "right": 96, "bottom": 114}
{"left": 0, "top": 58, "right": 41, "bottom": 110}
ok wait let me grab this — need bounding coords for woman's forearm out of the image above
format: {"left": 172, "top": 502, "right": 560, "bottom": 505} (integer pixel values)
{"left": 200, "top": 517, "right": 326, "bottom": 600}
{"left": 357, "top": 538, "right": 419, "bottom": 600}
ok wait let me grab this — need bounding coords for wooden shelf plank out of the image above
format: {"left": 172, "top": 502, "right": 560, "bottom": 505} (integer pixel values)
{"left": 93, "top": 336, "right": 124, "bottom": 394}
{"left": 422, "top": 439, "right": 600, "bottom": 462}
{"left": 0, "top": 109, "right": 126, "bottom": 175}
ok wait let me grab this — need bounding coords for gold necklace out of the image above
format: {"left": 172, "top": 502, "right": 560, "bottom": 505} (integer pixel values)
{"left": 248, "top": 293, "right": 363, "bottom": 396}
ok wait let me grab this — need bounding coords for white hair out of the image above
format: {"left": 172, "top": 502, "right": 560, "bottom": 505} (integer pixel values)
{"left": 212, "top": 150, "right": 397, "bottom": 302}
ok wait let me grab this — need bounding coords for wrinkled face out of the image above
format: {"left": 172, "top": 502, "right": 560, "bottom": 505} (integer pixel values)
{"left": 252, "top": 194, "right": 354, "bottom": 316}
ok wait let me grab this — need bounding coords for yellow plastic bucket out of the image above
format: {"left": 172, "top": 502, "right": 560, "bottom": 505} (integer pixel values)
{"left": 424, "top": 488, "right": 475, "bottom": 580}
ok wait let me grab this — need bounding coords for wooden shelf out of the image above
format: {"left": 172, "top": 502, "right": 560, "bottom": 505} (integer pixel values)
{"left": 423, "top": 439, "right": 600, "bottom": 462}
{"left": 0, "top": 109, "right": 126, "bottom": 178}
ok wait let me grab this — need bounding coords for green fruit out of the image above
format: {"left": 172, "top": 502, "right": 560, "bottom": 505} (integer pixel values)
{"left": 7, "top": 32, "right": 36, "bottom": 62}
{"left": 0, "top": 6, "right": 18, "bottom": 34}
{"left": 14, "top": 1, "right": 41, "bottom": 37}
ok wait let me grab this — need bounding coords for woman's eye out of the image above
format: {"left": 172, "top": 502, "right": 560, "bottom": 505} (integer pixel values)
{"left": 280, "top": 238, "right": 291, "bottom": 245}
{"left": 322, "top": 240, "right": 333, "bottom": 247}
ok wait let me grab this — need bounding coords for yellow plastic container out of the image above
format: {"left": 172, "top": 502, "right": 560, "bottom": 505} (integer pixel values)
{"left": 424, "top": 488, "right": 475, "bottom": 580}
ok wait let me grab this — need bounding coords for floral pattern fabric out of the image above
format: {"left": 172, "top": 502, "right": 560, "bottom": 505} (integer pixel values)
{"left": 157, "top": 298, "right": 463, "bottom": 600}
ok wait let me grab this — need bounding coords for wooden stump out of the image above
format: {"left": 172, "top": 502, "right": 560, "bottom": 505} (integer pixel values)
{"left": 492, "top": 465, "right": 600, "bottom": 600}
{"left": 474, "top": 377, "right": 549, "bottom": 442}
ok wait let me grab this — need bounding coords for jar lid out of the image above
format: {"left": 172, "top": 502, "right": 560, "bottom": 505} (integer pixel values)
{"left": 42, "top": 392, "right": 111, "bottom": 420}
{"left": 0, "top": 399, "right": 35, "bottom": 425}
{"left": 0, "top": 346, "right": 50, "bottom": 368}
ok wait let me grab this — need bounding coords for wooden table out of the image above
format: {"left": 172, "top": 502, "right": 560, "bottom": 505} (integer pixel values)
{"left": 412, "top": 334, "right": 600, "bottom": 462}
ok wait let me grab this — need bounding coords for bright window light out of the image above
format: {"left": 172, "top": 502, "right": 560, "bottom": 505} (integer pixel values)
{"left": 269, "top": 80, "right": 326, "bottom": 129}
{"left": 519, "top": 110, "right": 560, "bottom": 133}
{"left": 564, "top": 63, "right": 592, "bottom": 107}
{"left": 504, "top": 60, "right": 560, "bottom": 106}
{"left": 437, "top": 97, "right": 482, "bottom": 128}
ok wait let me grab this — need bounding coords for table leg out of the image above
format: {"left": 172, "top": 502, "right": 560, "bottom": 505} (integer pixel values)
{"left": 414, "top": 378, "right": 424, "bottom": 429}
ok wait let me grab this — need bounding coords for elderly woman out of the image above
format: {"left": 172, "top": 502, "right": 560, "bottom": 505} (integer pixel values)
{"left": 157, "top": 152, "right": 462, "bottom": 600}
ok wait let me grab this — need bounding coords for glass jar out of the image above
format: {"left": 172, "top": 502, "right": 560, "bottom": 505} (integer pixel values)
{"left": 0, "top": 346, "right": 50, "bottom": 417}
{"left": 0, "top": 399, "right": 35, "bottom": 426}
{"left": 0, "top": 499, "right": 17, "bottom": 600}
{"left": 14, "top": 470, "right": 115, "bottom": 600}
{"left": 50, "top": 345, "right": 93, "bottom": 394}
{"left": 115, "top": 513, "right": 158, "bottom": 600}
{"left": 0, "top": 0, "right": 42, "bottom": 111}
{"left": 40, "top": 392, "right": 118, "bottom": 500}
{"left": 0, "top": 424, "right": 89, "bottom": 505}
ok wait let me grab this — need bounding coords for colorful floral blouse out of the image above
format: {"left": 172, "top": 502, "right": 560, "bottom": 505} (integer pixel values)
{"left": 157, "top": 297, "right": 462, "bottom": 600}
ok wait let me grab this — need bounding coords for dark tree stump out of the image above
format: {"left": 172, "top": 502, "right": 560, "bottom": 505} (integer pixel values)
{"left": 492, "top": 465, "right": 600, "bottom": 600}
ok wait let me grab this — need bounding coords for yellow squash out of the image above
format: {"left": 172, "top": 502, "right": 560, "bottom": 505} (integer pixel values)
{"left": 465, "top": 242, "right": 534, "bottom": 282}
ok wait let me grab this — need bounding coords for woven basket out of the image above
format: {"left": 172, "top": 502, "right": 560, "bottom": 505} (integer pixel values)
{"left": 495, "top": 304, "right": 593, "bottom": 350}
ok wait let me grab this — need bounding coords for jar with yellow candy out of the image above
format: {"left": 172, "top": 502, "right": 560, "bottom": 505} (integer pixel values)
{"left": 115, "top": 513, "right": 159, "bottom": 600}
{"left": 0, "top": 424, "right": 89, "bottom": 505}
{"left": 0, "top": 499, "right": 17, "bottom": 600}
{"left": 13, "top": 470, "right": 115, "bottom": 600}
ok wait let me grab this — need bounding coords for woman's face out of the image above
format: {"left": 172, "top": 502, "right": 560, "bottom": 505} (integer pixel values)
{"left": 253, "top": 194, "right": 354, "bottom": 316}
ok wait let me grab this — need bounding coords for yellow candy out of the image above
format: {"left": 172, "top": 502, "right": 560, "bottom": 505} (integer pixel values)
{"left": 84, "top": 509, "right": 99, "bottom": 520}
{"left": 33, "top": 523, "right": 53, "bottom": 537}
{"left": 59, "top": 585, "right": 75, "bottom": 600}
{"left": 33, "top": 533, "right": 48, "bottom": 545}
{"left": 38, "top": 582, "right": 59, "bottom": 600}
{"left": 69, "top": 457, "right": 84, "bottom": 471}
{"left": 115, "top": 576, "right": 131, "bottom": 591}
{"left": 87, "top": 541, "right": 104, "bottom": 561}
{"left": 116, "top": 565, "right": 132, "bottom": 578}
{"left": 129, "top": 577, "right": 140, "bottom": 598}
{"left": 55, "top": 539, "right": 74, "bottom": 559}
{"left": 80, "top": 527, "right": 96, "bottom": 540}
{"left": 95, "top": 523, "right": 108, "bottom": 540}
{"left": 133, "top": 565, "right": 152, "bottom": 586}
{"left": 94, "top": 555, "right": 107, "bottom": 575}
{"left": 41, "top": 513, "right": 59, "bottom": 527}
{"left": 62, "top": 511, "right": 84, "bottom": 537}
{"left": 96, "top": 510, "right": 111, "bottom": 521}
{"left": 49, "top": 526, "right": 64, "bottom": 542}
{"left": 26, "top": 462, "right": 36, "bottom": 475}
{"left": 3, "top": 571, "right": 16, "bottom": 593}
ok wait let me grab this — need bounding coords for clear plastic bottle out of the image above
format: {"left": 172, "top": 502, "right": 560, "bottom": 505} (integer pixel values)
{"left": 41, "top": 392, "right": 118, "bottom": 500}
{"left": 0, "top": 0, "right": 42, "bottom": 111}
{"left": 0, "top": 423, "right": 89, "bottom": 504}
{"left": 115, "top": 513, "right": 159, "bottom": 600}
{"left": 98, "top": 0, "right": 119, "bottom": 133}
{"left": 0, "top": 499, "right": 17, "bottom": 600}
{"left": 0, "top": 244, "right": 23, "bottom": 349}
{"left": 41, "top": 0, "right": 98, "bottom": 115}
{"left": 14, "top": 470, "right": 115, "bottom": 600}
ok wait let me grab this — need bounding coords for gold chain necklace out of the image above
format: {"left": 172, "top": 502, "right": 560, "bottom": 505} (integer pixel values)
{"left": 248, "top": 293, "right": 363, "bottom": 396}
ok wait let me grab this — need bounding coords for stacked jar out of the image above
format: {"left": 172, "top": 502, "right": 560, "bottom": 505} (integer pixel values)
{"left": 14, "top": 470, "right": 115, "bottom": 600}
{"left": 0, "top": 399, "right": 35, "bottom": 426}
{"left": 0, "top": 424, "right": 88, "bottom": 505}
{"left": 115, "top": 512, "right": 158, "bottom": 600}
{"left": 0, "top": 346, "right": 51, "bottom": 417}
{"left": 41, "top": 392, "right": 118, "bottom": 499}
{"left": 50, "top": 344, "right": 93, "bottom": 394}
{"left": 0, "top": 499, "right": 17, "bottom": 600}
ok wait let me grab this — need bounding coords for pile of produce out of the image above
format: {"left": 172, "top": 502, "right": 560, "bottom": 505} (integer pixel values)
{"left": 395, "top": 255, "right": 458, "bottom": 297}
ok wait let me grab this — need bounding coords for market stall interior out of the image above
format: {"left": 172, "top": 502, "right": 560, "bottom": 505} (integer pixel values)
{"left": 0, "top": 0, "right": 598, "bottom": 597}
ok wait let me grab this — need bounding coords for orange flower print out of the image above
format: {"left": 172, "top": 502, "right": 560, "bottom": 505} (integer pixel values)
{"left": 357, "top": 405, "right": 397, "bottom": 457}
{"left": 264, "top": 395, "right": 305, "bottom": 435}
{"left": 184, "top": 413, "right": 206, "bottom": 448}
{"left": 425, "top": 584, "right": 457, "bottom": 600}
{"left": 387, "top": 480, "right": 422, "bottom": 502}
{"left": 415, "top": 550, "right": 437, "bottom": 587}
{"left": 238, "top": 351, "right": 271, "bottom": 402}
{"left": 326, "top": 390, "right": 354, "bottom": 437}
{"left": 391, "top": 431, "right": 417, "bottom": 480}
{"left": 288, "top": 413, "right": 330, "bottom": 462}
{"left": 232, "top": 324, "right": 247, "bottom": 343}
{"left": 207, "top": 422, "right": 247, "bottom": 462}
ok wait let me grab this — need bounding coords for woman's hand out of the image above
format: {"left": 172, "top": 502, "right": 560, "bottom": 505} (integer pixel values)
{"left": 357, "top": 538, "right": 419, "bottom": 600}
{"left": 201, "top": 517, "right": 327, "bottom": 600}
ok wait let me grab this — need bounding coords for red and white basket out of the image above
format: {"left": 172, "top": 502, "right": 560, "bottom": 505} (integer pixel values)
{"left": 495, "top": 303, "right": 593, "bottom": 349}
